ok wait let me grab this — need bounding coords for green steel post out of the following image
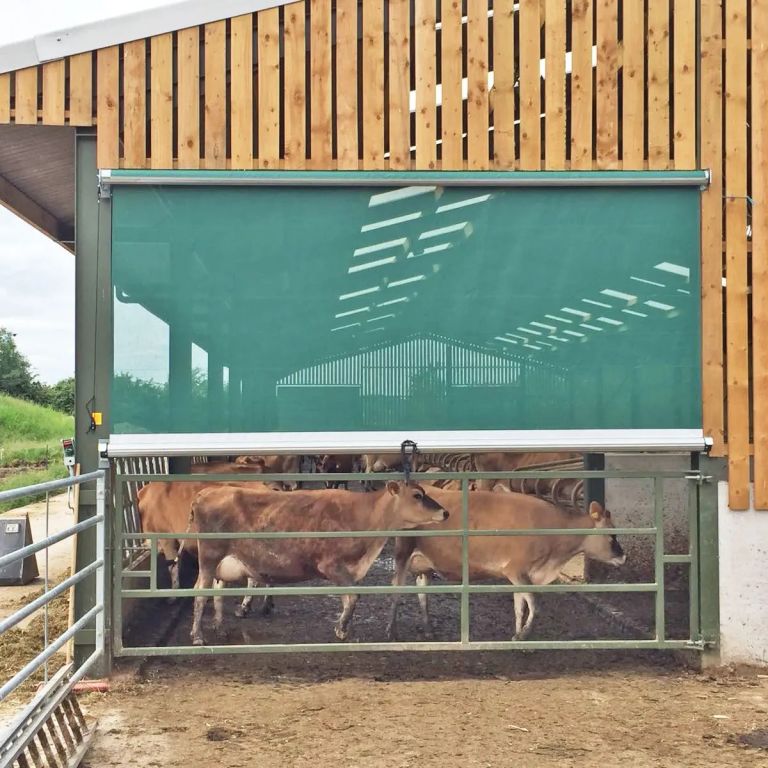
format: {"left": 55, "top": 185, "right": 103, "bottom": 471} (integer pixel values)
{"left": 654, "top": 476, "right": 665, "bottom": 641}
{"left": 698, "top": 454, "right": 724, "bottom": 660}
{"left": 113, "top": 480, "right": 124, "bottom": 656}
{"left": 150, "top": 538, "right": 158, "bottom": 591}
{"left": 460, "top": 478, "right": 470, "bottom": 644}
{"left": 74, "top": 132, "right": 112, "bottom": 673}
{"left": 688, "top": 469, "right": 701, "bottom": 642}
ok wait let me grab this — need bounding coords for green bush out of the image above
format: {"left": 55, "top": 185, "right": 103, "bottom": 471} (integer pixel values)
{"left": 0, "top": 465, "right": 69, "bottom": 513}
{"left": 0, "top": 394, "right": 74, "bottom": 467}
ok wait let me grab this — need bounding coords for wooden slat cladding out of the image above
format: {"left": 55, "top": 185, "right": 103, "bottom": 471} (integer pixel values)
{"left": 123, "top": 41, "right": 147, "bottom": 168}
{"left": 337, "top": 0, "right": 359, "bottom": 169}
{"left": 724, "top": 0, "right": 749, "bottom": 509}
{"left": 150, "top": 34, "right": 173, "bottom": 169}
{"left": 544, "top": 0, "right": 567, "bottom": 169}
{"left": 753, "top": 0, "right": 768, "bottom": 508}
{"left": 595, "top": 0, "right": 619, "bottom": 168}
{"left": 388, "top": 0, "right": 410, "bottom": 170}
{"left": 204, "top": 21, "right": 227, "bottom": 169}
{"left": 0, "top": 1, "right": 699, "bottom": 173}
{"left": 700, "top": 0, "right": 725, "bottom": 457}
{"left": 230, "top": 14, "right": 254, "bottom": 169}
{"left": 177, "top": 27, "right": 200, "bottom": 168}
{"left": 414, "top": 0, "right": 437, "bottom": 169}
{"left": 258, "top": 9, "right": 280, "bottom": 168}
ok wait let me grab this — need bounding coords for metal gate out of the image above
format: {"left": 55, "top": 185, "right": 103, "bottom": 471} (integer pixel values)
{"left": 0, "top": 471, "right": 106, "bottom": 768}
{"left": 110, "top": 463, "right": 712, "bottom": 657}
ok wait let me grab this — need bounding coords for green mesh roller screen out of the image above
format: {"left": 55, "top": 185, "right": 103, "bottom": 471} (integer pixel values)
{"left": 110, "top": 175, "right": 702, "bottom": 434}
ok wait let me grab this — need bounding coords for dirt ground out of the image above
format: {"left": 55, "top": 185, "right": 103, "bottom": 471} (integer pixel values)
{"left": 80, "top": 653, "right": 768, "bottom": 768}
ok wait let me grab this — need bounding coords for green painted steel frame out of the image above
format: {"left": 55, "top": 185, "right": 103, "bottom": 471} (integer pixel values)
{"left": 112, "top": 467, "right": 708, "bottom": 656}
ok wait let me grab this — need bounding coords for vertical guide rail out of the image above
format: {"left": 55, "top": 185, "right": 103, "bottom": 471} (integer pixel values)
{"left": 460, "top": 477, "right": 470, "bottom": 644}
{"left": 149, "top": 538, "right": 158, "bottom": 591}
{"left": 112, "top": 479, "right": 124, "bottom": 656}
{"left": 654, "top": 475, "right": 665, "bottom": 641}
{"left": 688, "top": 475, "right": 700, "bottom": 642}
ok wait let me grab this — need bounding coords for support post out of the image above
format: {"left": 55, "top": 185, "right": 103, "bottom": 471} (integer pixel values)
{"left": 74, "top": 131, "right": 112, "bottom": 674}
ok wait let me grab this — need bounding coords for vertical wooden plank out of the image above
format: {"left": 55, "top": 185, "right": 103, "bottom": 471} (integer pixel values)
{"left": 204, "top": 21, "right": 227, "bottom": 169}
{"left": 622, "top": 0, "right": 644, "bottom": 169}
{"left": 258, "top": 9, "right": 280, "bottom": 168}
{"left": 151, "top": 34, "right": 173, "bottom": 169}
{"left": 362, "top": 0, "right": 385, "bottom": 168}
{"left": 388, "top": 0, "right": 410, "bottom": 169}
{"left": 595, "top": 0, "right": 618, "bottom": 168}
{"left": 754, "top": 0, "right": 768, "bottom": 508}
{"left": 415, "top": 0, "right": 437, "bottom": 169}
{"left": 0, "top": 73, "right": 9, "bottom": 123}
{"left": 673, "top": 0, "right": 696, "bottom": 168}
{"left": 724, "top": 0, "right": 749, "bottom": 508}
{"left": 177, "top": 27, "right": 200, "bottom": 168}
{"left": 42, "top": 60, "right": 65, "bottom": 125}
{"left": 96, "top": 48, "right": 119, "bottom": 167}
{"left": 69, "top": 52, "right": 93, "bottom": 126}
{"left": 467, "top": 0, "right": 490, "bottom": 169}
{"left": 647, "top": 0, "right": 670, "bottom": 169}
{"left": 571, "top": 0, "right": 592, "bottom": 169}
{"left": 310, "top": 0, "right": 332, "bottom": 166}
{"left": 544, "top": 0, "right": 566, "bottom": 169}
{"left": 700, "top": 0, "right": 724, "bottom": 455}
{"left": 230, "top": 14, "right": 253, "bottom": 169}
{"left": 283, "top": 1, "right": 306, "bottom": 168}
{"left": 123, "top": 41, "right": 146, "bottom": 168}
{"left": 518, "top": 0, "right": 541, "bottom": 169}
{"left": 492, "top": 0, "right": 516, "bottom": 168}
{"left": 337, "top": 0, "right": 359, "bottom": 169}
{"left": 15, "top": 67, "right": 38, "bottom": 124}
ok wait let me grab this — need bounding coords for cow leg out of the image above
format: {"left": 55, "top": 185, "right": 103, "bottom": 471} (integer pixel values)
{"left": 212, "top": 579, "right": 228, "bottom": 640}
{"left": 505, "top": 572, "right": 535, "bottom": 640}
{"left": 235, "top": 579, "right": 274, "bottom": 618}
{"left": 318, "top": 561, "right": 358, "bottom": 640}
{"left": 386, "top": 537, "right": 416, "bottom": 641}
{"left": 415, "top": 573, "right": 435, "bottom": 639}
{"left": 191, "top": 569, "right": 215, "bottom": 646}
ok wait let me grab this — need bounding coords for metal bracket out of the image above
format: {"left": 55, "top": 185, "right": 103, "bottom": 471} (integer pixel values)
{"left": 98, "top": 169, "right": 112, "bottom": 200}
{"left": 400, "top": 440, "right": 418, "bottom": 483}
{"left": 685, "top": 473, "right": 713, "bottom": 485}
{"left": 97, "top": 440, "right": 110, "bottom": 469}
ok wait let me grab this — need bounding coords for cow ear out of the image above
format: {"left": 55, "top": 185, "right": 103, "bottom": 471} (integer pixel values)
{"left": 386, "top": 480, "right": 400, "bottom": 496}
{"left": 588, "top": 501, "right": 604, "bottom": 521}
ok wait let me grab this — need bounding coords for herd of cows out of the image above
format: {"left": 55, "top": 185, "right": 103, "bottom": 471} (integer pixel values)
{"left": 133, "top": 452, "right": 626, "bottom": 646}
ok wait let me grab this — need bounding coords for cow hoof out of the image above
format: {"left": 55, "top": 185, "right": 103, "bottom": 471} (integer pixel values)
{"left": 385, "top": 625, "right": 397, "bottom": 642}
{"left": 234, "top": 607, "right": 248, "bottom": 619}
{"left": 334, "top": 626, "right": 349, "bottom": 641}
{"left": 192, "top": 635, "right": 205, "bottom": 646}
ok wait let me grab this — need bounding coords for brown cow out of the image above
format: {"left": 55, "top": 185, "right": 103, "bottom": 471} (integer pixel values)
{"left": 386, "top": 489, "right": 625, "bottom": 641}
{"left": 317, "top": 454, "right": 360, "bottom": 489}
{"left": 473, "top": 452, "right": 582, "bottom": 491}
{"left": 188, "top": 481, "right": 449, "bottom": 645}
{"left": 234, "top": 455, "right": 303, "bottom": 490}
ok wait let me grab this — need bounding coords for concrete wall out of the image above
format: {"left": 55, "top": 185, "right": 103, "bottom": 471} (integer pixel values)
{"left": 718, "top": 482, "right": 768, "bottom": 666}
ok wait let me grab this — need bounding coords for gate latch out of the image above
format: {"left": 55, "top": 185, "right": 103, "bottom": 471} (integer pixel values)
{"left": 400, "top": 440, "right": 418, "bottom": 483}
{"left": 685, "top": 473, "right": 713, "bottom": 485}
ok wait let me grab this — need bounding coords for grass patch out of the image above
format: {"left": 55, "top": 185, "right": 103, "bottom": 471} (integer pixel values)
{"left": 0, "top": 394, "right": 73, "bottom": 469}
{"left": 0, "top": 465, "right": 69, "bottom": 513}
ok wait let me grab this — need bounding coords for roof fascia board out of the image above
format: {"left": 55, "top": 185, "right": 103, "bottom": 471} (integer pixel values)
{"left": 0, "top": 0, "right": 292, "bottom": 74}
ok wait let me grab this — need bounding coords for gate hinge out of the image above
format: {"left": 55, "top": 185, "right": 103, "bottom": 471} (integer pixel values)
{"left": 685, "top": 473, "right": 713, "bottom": 485}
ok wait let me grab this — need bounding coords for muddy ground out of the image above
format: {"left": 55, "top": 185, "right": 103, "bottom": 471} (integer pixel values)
{"left": 81, "top": 653, "right": 768, "bottom": 768}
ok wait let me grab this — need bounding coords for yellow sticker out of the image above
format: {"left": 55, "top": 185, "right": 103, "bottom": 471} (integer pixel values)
{"left": 92, "top": 412, "right": 103, "bottom": 426}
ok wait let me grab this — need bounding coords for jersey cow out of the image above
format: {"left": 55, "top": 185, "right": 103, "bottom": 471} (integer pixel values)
{"left": 386, "top": 489, "right": 626, "bottom": 641}
{"left": 188, "top": 481, "right": 448, "bottom": 645}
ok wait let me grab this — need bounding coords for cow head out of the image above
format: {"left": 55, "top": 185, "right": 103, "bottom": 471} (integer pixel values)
{"left": 583, "top": 501, "right": 626, "bottom": 566}
{"left": 385, "top": 481, "right": 449, "bottom": 525}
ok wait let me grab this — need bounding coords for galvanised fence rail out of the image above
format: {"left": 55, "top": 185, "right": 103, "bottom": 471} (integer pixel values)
{"left": 113, "top": 468, "right": 706, "bottom": 657}
{"left": 0, "top": 471, "right": 106, "bottom": 768}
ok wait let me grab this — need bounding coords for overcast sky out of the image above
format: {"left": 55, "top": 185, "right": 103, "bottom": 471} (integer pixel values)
{"left": 0, "top": 1, "right": 169, "bottom": 383}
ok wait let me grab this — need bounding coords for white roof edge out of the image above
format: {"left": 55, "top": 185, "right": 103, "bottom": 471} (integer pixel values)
{"left": 0, "top": 0, "right": 292, "bottom": 75}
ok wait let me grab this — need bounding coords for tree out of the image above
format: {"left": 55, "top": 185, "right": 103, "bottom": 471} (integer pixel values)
{"left": 47, "top": 377, "right": 75, "bottom": 415}
{"left": 0, "top": 327, "right": 42, "bottom": 401}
